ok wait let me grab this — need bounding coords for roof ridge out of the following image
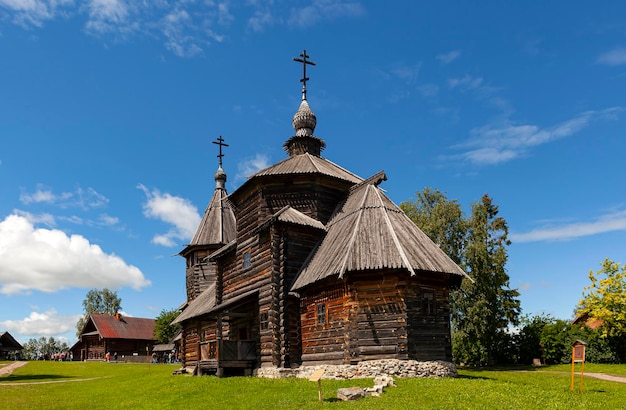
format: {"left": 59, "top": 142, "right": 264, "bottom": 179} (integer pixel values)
{"left": 373, "top": 188, "right": 416, "bottom": 276}
{"left": 337, "top": 184, "right": 371, "bottom": 278}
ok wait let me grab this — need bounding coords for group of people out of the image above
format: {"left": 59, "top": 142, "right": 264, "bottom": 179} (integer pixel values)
{"left": 37, "top": 352, "right": 72, "bottom": 361}
{"left": 150, "top": 352, "right": 177, "bottom": 364}
{"left": 105, "top": 351, "right": 118, "bottom": 362}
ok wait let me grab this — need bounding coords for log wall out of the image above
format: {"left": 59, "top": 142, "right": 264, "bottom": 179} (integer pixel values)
{"left": 299, "top": 271, "right": 454, "bottom": 366}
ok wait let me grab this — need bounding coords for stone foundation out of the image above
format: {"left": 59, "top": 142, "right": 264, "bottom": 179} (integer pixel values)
{"left": 255, "top": 359, "right": 457, "bottom": 379}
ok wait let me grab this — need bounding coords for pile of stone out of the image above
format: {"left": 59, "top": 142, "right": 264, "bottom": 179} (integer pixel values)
{"left": 337, "top": 374, "right": 397, "bottom": 401}
{"left": 257, "top": 359, "right": 457, "bottom": 379}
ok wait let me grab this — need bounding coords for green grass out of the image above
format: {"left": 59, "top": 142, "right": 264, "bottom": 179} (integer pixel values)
{"left": 1, "top": 361, "right": 625, "bottom": 409}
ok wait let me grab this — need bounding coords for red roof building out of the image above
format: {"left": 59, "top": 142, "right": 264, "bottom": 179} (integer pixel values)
{"left": 71, "top": 313, "right": 156, "bottom": 362}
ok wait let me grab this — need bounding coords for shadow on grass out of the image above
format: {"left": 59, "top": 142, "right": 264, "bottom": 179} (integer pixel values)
{"left": 455, "top": 374, "right": 494, "bottom": 381}
{"left": 1, "top": 374, "right": 72, "bottom": 383}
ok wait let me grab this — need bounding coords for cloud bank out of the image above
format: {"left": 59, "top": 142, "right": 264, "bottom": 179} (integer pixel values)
{"left": 0, "top": 1, "right": 365, "bottom": 57}
{"left": 511, "top": 210, "right": 626, "bottom": 243}
{"left": 447, "top": 107, "right": 623, "bottom": 166}
{"left": 0, "top": 214, "right": 150, "bottom": 295}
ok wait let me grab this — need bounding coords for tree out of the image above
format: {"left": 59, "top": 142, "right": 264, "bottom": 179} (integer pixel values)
{"left": 403, "top": 189, "right": 521, "bottom": 365}
{"left": 21, "top": 337, "right": 69, "bottom": 360}
{"left": 76, "top": 288, "right": 122, "bottom": 336}
{"left": 454, "top": 194, "right": 521, "bottom": 365}
{"left": 577, "top": 258, "right": 626, "bottom": 339}
{"left": 400, "top": 187, "right": 466, "bottom": 265}
{"left": 576, "top": 258, "right": 626, "bottom": 362}
{"left": 153, "top": 309, "right": 181, "bottom": 344}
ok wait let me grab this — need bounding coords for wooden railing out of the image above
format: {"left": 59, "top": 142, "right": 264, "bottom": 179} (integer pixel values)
{"left": 200, "top": 340, "right": 256, "bottom": 361}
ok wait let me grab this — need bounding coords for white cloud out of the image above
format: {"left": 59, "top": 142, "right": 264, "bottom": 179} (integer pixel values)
{"left": 437, "top": 50, "right": 461, "bottom": 65}
{"left": 137, "top": 184, "right": 201, "bottom": 247}
{"left": 160, "top": 8, "right": 205, "bottom": 58}
{"left": 0, "top": 214, "right": 150, "bottom": 295}
{"left": 0, "top": 0, "right": 73, "bottom": 28}
{"left": 510, "top": 210, "right": 626, "bottom": 243}
{"left": 0, "top": 309, "right": 81, "bottom": 339}
{"left": 20, "top": 185, "right": 108, "bottom": 210}
{"left": 236, "top": 153, "right": 270, "bottom": 182}
{"left": 2, "top": 1, "right": 364, "bottom": 56}
{"left": 287, "top": 0, "right": 364, "bottom": 28}
{"left": 83, "top": 0, "right": 145, "bottom": 40}
{"left": 597, "top": 46, "right": 626, "bottom": 66}
{"left": 248, "top": 8, "right": 279, "bottom": 32}
{"left": 447, "top": 107, "right": 624, "bottom": 166}
{"left": 14, "top": 209, "right": 56, "bottom": 227}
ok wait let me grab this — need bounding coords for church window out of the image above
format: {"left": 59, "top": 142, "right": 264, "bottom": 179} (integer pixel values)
{"left": 422, "top": 292, "right": 435, "bottom": 315}
{"left": 316, "top": 303, "right": 327, "bottom": 325}
{"left": 243, "top": 249, "right": 251, "bottom": 269}
{"left": 260, "top": 312, "right": 269, "bottom": 331}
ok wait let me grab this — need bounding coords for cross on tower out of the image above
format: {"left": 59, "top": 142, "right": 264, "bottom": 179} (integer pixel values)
{"left": 293, "top": 49, "right": 316, "bottom": 100}
{"left": 212, "top": 136, "right": 229, "bottom": 167}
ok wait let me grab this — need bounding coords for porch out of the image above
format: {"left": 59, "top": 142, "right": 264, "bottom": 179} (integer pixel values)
{"left": 198, "top": 339, "right": 257, "bottom": 376}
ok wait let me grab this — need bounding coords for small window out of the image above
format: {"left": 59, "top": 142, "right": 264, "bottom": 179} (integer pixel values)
{"left": 260, "top": 312, "right": 269, "bottom": 331}
{"left": 243, "top": 250, "right": 251, "bottom": 269}
{"left": 422, "top": 292, "right": 435, "bottom": 315}
{"left": 316, "top": 303, "right": 327, "bottom": 325}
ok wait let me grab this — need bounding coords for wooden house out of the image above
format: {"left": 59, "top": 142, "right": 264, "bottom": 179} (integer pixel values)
{"left": 71, "top": 313, "right": 156, "bottom": 362}
{"left": 173, "top": 53, "right": 469, "bottom": 376}
{"left": 0, "top": 331, "right": 23, "bottom": 359}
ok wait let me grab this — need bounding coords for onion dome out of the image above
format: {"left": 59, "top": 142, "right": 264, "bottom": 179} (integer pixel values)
{"left": 214, "top": 166, "right": 227, "bottom": 189}
{"left": 283, "top": 99, "right": 326, "bottom": 157}
{"left": 292, "top": 99, "right": 317, "bottom": 137}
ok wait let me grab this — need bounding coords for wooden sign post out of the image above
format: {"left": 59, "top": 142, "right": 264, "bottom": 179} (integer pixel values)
{"left": 309, "top": 369, "right": 325, "bottom": 401}
{"left": 570, "top": 340, "right": 586, "bottom": 394}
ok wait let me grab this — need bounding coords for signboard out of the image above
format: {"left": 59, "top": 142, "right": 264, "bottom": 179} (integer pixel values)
{"left": 571, "top": 340, "right": 587, "bottom": 393}
{"left": 573, "top": 344, "right": 585, "bottom": 363}
{"left": 309, "top": 369, "right": 325, "bottom": 382}
{"left": 309, "top": 369, "right": 325, "bottom": 401}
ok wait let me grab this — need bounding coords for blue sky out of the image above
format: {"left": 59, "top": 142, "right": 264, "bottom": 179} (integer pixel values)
{"left": 1, "top": 1, "right": 626, "bottom": 346}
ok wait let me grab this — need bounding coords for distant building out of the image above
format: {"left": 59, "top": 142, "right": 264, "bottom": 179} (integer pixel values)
{"left": 71, "top": 313, "right": 156, "bottom": 362}
{"left": 0, "top": 331, "right": 23, "bottom": 359}
{"left": 572, "top": 312, "right": 604, "bottom": 330}
{"left": 173, "top": 51, "right": 469, "bottom": 377}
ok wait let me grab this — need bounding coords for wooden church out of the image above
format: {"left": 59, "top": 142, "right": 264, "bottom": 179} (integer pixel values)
{"left": 173, "top": 51, "right": 468, "bottom": 376}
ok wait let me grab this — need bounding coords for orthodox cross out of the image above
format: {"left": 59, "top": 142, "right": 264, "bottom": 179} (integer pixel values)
{"left": 212, "top": 136, "right": 229, "bottom": 167}
{"left": 293, "top": 49, "right": 316, "bottom": 100}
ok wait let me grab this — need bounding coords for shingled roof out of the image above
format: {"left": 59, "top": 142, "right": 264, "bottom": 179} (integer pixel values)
{"left": 187, "top": 167, "right": 236, "bottom": 248}
{"left": 86, "top": 314, "right": 156, "bottom": 341}
{"left": 256, "top": 206, "right": 326, "bottom": 233}
{"left": 251, "top": 152, "right": 362, "bottom": 184}
{"left": 0, "top": 331, "right": 23, "bottom": 351}
{"left": 172, "top": 284, "right": 216, "bottom": 324}
{"left": 291, "top": 172, "right": 469, "bottom": 291}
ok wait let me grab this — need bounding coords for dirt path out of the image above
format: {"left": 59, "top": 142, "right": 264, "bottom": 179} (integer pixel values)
{"left": 0, "top": 361, "right": 28, "bottom": 376}
{"left": 580, "top": 372, "right": 626, "bottom": 383}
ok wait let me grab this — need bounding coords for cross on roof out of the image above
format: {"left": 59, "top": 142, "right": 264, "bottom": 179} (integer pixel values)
{"left": 212, "top": 136, "right": 229, "bottom": 167}
{"left": 293, "top": 49, "right": 316, "bottom": 100}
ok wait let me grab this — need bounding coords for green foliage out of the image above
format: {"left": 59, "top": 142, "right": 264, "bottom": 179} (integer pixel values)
{"left": 577, "top": 259, "right": 626, "bottom": 339}
{"left": 76, "top": 288, "right": 122, "bottom": 337}
{"left": 403, "top": 190, "right": 521, "bottom": 366}
{"left": 3, "top": 361, "right": 626, "bottom": 409}
{"left": 153, "top": 309, "right": 181, "bottom": 344}
{"left": 21, "top": 337, "right": 69, "bottom": 360}
{"left": 400, "top": 187, "right": 467, "bottom": 265}
{"left": 511, "top": 314, "right": 620, "bottom": 365}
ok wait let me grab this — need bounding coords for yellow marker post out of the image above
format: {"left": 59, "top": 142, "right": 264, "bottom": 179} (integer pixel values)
{"left": 309, "top": 369, "right": 325, "bottom": 401}
{"left": 570, "top": 340, "right": 586, "bottom": 394}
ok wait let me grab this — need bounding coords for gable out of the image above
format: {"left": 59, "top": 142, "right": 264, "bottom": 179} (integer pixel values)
{"left": 291, "top": 175, "right": 469, "bottom": 291}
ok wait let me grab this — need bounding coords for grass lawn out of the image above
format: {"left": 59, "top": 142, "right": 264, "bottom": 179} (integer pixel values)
{"left": 1, "top": 361, "right": 625, "bottom": 409}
